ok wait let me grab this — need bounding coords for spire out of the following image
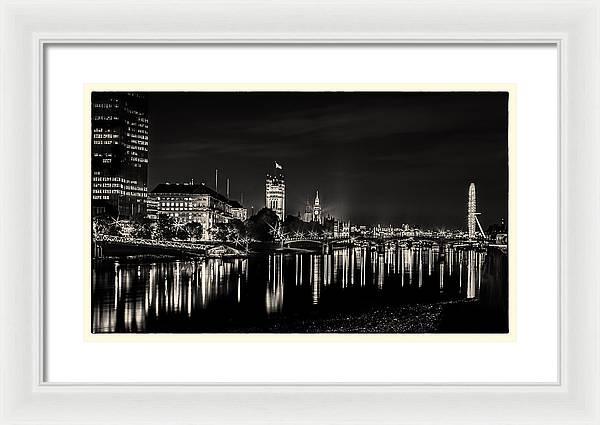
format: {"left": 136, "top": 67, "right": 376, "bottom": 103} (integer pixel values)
{"left": 312, "top": 190, "right": 322, "bottom": 224}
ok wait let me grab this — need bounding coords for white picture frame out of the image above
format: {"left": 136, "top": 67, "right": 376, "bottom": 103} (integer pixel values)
{"left": 0, "top": 0, "right": 598, "bottom": 424}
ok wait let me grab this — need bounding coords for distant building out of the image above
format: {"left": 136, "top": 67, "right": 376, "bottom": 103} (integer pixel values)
{"left": 91, "top": 92, "right": 149, "bottom": 218}
{"left": 303, "top": 199, "right": 313, "bottom": 222}
{"left": 265, "top": 162, "right": 285, "bottom": 220}
{"left": 333, "top": 220, "right": 350, "bottom": 238}
{"left": 351, "top": 225, "right": 368, "bottom": 237}
{"left": 312, "top": 190, "right": 322, "bottom": 224}
{"left": 487, "top": 218, "right": 507, "bottom": 243}
{"left": 148, "top": 182, "right": 246, "bottom": 239}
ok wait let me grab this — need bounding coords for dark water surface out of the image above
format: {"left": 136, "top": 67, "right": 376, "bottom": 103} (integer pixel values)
{"left": 92, "top": 244, "right": 507, "bottom": 333}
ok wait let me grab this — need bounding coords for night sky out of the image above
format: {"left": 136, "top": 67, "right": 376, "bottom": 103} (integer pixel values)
{"left": 147, "top": 91, "right": 508, "bottom": 229}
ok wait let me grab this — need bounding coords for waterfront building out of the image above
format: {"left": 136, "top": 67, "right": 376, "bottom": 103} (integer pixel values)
{"left": 265, "top": 162, "right": 286, "bottom": 220}
{"left": 312, "top": 190, "right": 322, "bottom": 224}
{"left": 351, "top": 225, "right": 368, "bottom": 237}
{"left": 373, "top": 224, "right": 394, "bottom": 238}
{"left": 333, "top": 220, "right": 351, "bottom": 238}
{"left": 91, "top": 92, "right": 149, "bottom": 218}
{"left": 467, "top": 182, "right": 477, "bottom": 239}
{"left": 149, "top": 182, "right": 246, "bottom": 239}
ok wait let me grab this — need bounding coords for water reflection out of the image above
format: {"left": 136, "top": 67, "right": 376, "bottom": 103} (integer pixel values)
{"left": 266, "top": 255, "right": 284, "bottom": 314}
{"left": 92, "top": 244, "right": 488, "bottom": 333}
{"left": 312, "top": 255, "right": 321, "bottom": 304}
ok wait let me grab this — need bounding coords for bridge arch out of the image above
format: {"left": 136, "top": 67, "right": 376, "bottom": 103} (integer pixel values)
{"left": 282, "top": 239, "right": 325, "bottom": 248}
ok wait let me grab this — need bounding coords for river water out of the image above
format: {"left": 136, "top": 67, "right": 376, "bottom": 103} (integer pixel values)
{"left": 92, "top": 244, "right": 506, "bottom": 333}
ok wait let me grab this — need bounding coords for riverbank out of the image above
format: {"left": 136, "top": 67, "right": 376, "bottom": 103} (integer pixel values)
{"left": 162, "top": 298, "right": 504, "bottom": 333}
{"left": 249, "top": 302, "right": 448, "bottom": 333}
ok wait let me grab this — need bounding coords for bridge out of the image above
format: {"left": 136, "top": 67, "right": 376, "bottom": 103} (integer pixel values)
{"left": 272, "top": 229, "right": 354, "bottom": 253}
{"left": 281, "top": 237, "right": 351, "bottom": 253}
{"left": 283, "top": 238, "right": 327, "bottom": 245}
{"left": 93, "top": 234, "right": 214, "bottom": 258}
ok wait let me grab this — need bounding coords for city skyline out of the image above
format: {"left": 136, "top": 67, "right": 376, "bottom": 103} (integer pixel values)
{"left": 147, "top": 91, "right": 508, "bottom": 228}
{"left": 91, "top": 90, "right": 509, "bottom": 335}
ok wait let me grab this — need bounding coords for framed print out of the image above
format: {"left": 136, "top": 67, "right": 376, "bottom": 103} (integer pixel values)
{"left": 1, "top": 1, "right": 599, "bottom": 424}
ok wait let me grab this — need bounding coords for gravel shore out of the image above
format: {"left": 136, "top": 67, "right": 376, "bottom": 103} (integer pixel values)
{"left": 236, "top": 300, "right": 479, "bottom": 333}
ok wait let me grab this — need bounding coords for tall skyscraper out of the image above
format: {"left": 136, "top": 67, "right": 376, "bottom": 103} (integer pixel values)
{"left": 265, "top": 162, "right": 286, "bottom": 220}
{"left": 312, "top": 190, "right": 322, "bottom": 224}
{"left": 467, "top": 182, "right": 477, "bottom": 239}
{"left": 91, "top": 92, "right": 149, "bottom": 218}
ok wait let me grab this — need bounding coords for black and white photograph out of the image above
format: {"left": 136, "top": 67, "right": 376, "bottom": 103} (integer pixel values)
{"left": 90, "top": 90, "right": 509, "bottom": 334}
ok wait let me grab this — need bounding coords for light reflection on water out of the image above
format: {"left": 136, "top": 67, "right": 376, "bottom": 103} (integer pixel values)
{"left": 92, "top": 244, "right": 489, "bottom": 333}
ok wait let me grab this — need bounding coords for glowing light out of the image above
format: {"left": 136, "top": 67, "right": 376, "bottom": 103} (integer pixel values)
{"left": 418, "top": 248, "right": 423, "bottom": 288}
{"left": 467, "top": 250, "right": 477, "bottom": 299}
{"left": 311, "top": 255, "right": 321, "bottom": 304}
{"left": 377, "top": 253, "right": 384, "bottom": 289}
{"left": 350, "top": 248, "right": 355, "bottom": 285}
{"left": 467, "top": 183, "right": 477, "bottom": 239}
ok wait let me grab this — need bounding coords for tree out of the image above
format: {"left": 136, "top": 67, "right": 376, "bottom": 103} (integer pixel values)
{"left": 156, "top": 214, "right": 176, "bottom": 240}
{"left": 94, "top": 216, "right": 125, "bottom": 236}
{"left": 92, "top": 216, "right": 113, "bottom": 238}
{"left": 172, "top": 222, "right": 189, "bottom": 240}
{"left": 245, "top": 208, "right": 279, "bottom": 242}
{"left": 210, "top": 219, "right": 246, "bottom": 242}
{"left": 283, "top": 214, "right": 325, "bottom": 238}
{"left": 131, "top": 218, "right": 154, "bottom": 239}
{"left": 228, "top": 219, "right": 246, "bottom": 238}
{"left": 184, "top": 222, "right": 203, "bottom": 241}
{"left": 210, "top": 223, "right": 230, "bottom": 242}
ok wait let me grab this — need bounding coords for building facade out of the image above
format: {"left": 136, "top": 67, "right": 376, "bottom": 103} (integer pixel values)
{"left": 230, "top": 200, "right": 248, "bottom": 221}
{"left": 333, "top": 220, "right": 351, "bottom": 238}
{"left": 149, "top": 182, "right": 246, "bottom": 239}
{"left": 91, "top": 92, "right": 149, "bottom": 218}
{"left": 265, "top": 163, "right": 286, "bottom": 220}
{"left": 312, "top": 190, "right": 322, "bottom": 224}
